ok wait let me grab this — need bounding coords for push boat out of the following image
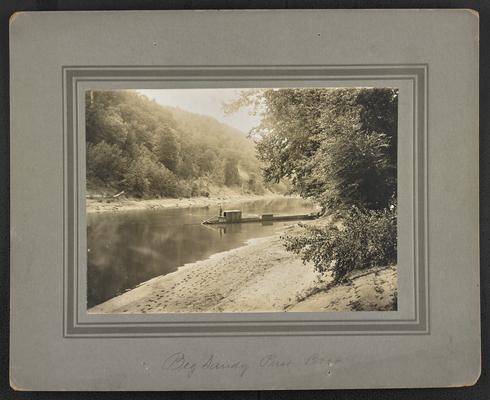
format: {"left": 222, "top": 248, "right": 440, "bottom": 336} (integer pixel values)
{"left": 201, "top": 209, "right": 319, "bottom": 225}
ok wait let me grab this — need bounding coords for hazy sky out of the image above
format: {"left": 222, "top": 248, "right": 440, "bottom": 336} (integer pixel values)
{"left": 136, "top": 89, "right": 262, "bottom": 133}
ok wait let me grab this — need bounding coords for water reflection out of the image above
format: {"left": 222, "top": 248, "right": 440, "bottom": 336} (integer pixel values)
{"left": 87, "top": 197, "right": 315, "bottom": 307}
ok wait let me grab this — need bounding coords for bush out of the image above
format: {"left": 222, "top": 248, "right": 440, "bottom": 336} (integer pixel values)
{"left": 283, "top": 205, "right": 397, "bottom": 283}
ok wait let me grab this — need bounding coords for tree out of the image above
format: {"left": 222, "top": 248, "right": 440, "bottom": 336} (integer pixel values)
{"left": 228, "top": 88, "right": 398, "bottom": 212}
{"left": 86, "top": 141, "right": 126, "bottom": 184}
{"left": 227, "top": 87, "right": 399, "bottom": 280}
{"left": 247, "top": 173, "right": 257, "bottom": 192}
{"left": 156, "top": 128, "right": 179, "bottom": 172}
{"left": 305, "top": 129, "right": 395, "bottom": 210}
{"left": 224, "top": 158, "right": 240, "bottom": 186}
{"left": 85, "top": 90, "right": 272, "bottom": 198}
{"left": 122, "top": 157, "right": 151, "bottom": 197}
{"left": 196, "top": 148, "right": 217, "bottom": 174}
{"left": 147, "top": 164, "right": 179, "bottom": 198}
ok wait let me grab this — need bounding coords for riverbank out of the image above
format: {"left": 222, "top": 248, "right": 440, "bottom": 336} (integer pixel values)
{"left": 287, "top": 265, "right": 397, "bottom": 312}
{"left": 86, "top": 193, "right": 294, "bottom": 214}
{"left": 88, "top": 223, "right": 397, "bottom": 313}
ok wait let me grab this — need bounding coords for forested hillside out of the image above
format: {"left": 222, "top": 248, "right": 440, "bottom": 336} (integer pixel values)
{"left": 85, "top": 90, "right": 272, "bottom": 198}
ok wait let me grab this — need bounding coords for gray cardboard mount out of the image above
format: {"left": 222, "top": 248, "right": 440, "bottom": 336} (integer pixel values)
{"left": 9, "top": 10, "right": 480, "bottom": 390}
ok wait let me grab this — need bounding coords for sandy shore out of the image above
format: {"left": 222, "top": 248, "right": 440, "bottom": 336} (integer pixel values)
{"left": 86, "top": 194, "right": 291, "bottom": 214}
{"left": 287, "top": 266, "right": 397, "bottom": 312}
{"left": 89, "top": 223, "right": 397, "bottom": 314}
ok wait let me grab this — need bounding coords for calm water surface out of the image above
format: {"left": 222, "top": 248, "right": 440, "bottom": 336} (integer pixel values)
{"left": 87, "top": 197, "right": 316, "bottom": 307}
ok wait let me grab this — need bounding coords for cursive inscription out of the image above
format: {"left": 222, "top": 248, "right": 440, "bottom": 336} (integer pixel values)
{"left": 162, "top": 352, "right": 197, "bottom": 378}
{"left": 159, "top": 352, "right": 339, "bottom": 379}
{"left": 162, "top": 352, "right": 248, "bottom": 378}
{"left": 259, "top": 354, "right": 293, "bottom": 368}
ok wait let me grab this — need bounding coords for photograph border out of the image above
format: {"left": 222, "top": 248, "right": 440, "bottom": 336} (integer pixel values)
{"left": 63, "top": 64, "right": 428, "bottom": 338}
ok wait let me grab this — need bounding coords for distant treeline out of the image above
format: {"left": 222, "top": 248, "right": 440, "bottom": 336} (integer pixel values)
{"left": 85, "top": 91, "right": 275, "bottom": 198}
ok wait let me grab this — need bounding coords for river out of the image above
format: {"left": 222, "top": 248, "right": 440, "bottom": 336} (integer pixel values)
{"left": 87, "top": 196, "right": 316, "bottom": 308}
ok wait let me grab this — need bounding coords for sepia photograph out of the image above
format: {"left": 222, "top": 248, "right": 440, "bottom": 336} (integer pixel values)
{"left": 9, "top": 8, "right": 481, "bottom": 392}
{"left": 86, "top": 87, "right": 398, "bottom": 314}
{"left": 6, "top": 6, "right": 484, "bottom": 393}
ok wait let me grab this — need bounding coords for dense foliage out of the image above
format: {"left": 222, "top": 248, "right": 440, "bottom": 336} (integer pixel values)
{"left": 227, "top": 88, "right": 398, "bottom": 212}
{"left": 86, "top": 90, "right": 270, "bottom": 198}
{"left": 228, "top": 88, "right": 398, "bottom": 281}
{"left": 284, "top": 206, "right": 397, "bottom": 283}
